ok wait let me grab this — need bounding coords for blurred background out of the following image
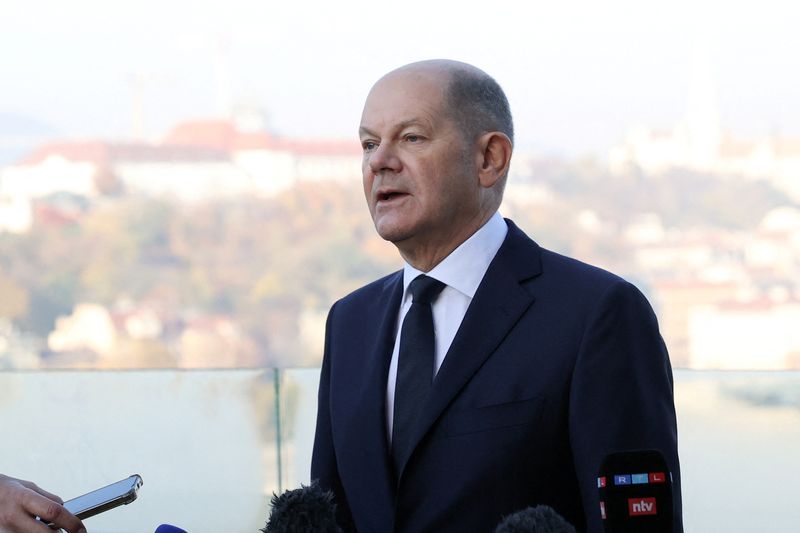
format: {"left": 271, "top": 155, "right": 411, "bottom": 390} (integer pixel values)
{"left": 1, "top": 0, "right": 798, "bottom": 531}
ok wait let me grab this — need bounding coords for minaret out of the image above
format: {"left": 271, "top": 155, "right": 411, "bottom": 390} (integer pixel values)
{"left": 684, "top": 35, "right": 722, "bottom": 170}
{"left": 213, "top": 34, "right": 233, "bottom": 118}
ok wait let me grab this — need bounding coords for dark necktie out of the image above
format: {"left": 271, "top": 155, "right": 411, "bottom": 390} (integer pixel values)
{"left": 391, "top": 274, "right": 446, "bottom": 475}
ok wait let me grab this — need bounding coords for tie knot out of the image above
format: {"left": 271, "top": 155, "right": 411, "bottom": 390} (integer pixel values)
{"left": 409, "top": 275, "right": 446, "bottom": 305}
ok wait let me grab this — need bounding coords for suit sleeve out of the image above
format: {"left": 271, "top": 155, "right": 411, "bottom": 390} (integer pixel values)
{"left": 569, "top": 280, "right": 683, "bottom": 533}
{"left": 311, "top": 302, "right": 356, "bottom": 531}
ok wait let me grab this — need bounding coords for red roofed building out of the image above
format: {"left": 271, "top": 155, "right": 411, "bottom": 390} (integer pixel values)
{"left": 164, "top": 119, "right": 239, "bottom": 151}
{"left": 1, "top": 139, "right": 251, "bottom": 206}
{"left": 164, "top": 119, "right": 361, "bottom": 193}
{"left": 0, "top": 118, "right": 363, "bottom": 219}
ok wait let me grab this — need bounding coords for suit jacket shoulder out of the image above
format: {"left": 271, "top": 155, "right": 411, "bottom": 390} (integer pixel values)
{"left": 334, "top": 270, "right": 402, "bottom": 314}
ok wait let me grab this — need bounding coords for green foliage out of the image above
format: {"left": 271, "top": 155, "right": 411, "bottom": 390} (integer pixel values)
{"left": 0, "top": 183, "right": 394, "bottom": 364}
{"left": 2, "top": 167, "right": 789, "bottom": 365}
{"left": 529, "top": 159, "right": 791, "bottom": 231}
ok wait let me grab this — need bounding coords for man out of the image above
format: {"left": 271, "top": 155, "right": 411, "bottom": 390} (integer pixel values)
{"left": 0, "top": 473, "right": 86, "bottom": 533}
{"left": 312, "top": 59, "right": 682, "bottom": 532}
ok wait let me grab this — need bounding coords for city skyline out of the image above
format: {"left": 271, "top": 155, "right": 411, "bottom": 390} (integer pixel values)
{"left": 2, "top": 0, "right": 799, "bottom": 373}
{"left": 2, "top": 0, "right": 799, "bottom": 157}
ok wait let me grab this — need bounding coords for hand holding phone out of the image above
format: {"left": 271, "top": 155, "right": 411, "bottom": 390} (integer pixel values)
{"left": 53, "top": 474, "right": 143, "bottom": 523}
{"left": 0, "top": 474, "right": 85, "bottom": 533}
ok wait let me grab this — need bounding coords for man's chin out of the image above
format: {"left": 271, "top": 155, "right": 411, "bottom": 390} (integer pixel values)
{"left": 373, "top": 221, "right": 413, "bottom": 245}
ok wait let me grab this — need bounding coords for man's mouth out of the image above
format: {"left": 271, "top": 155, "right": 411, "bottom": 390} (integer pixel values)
{"left": 377, "top": 191, "right": 407, "bottom": 202}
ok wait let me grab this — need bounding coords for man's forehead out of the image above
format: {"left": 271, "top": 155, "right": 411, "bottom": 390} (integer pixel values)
{"left": 361, "top": 69, "right": 449, "bottom": 127}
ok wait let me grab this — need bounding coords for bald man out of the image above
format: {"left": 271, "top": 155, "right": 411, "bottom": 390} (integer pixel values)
{"left": 311, "top": 60, "right": 682, "bottom": 532}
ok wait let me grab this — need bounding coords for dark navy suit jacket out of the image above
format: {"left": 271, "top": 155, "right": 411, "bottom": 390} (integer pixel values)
{"left": 311, "top": 220, "right": 682, "bottom": 532}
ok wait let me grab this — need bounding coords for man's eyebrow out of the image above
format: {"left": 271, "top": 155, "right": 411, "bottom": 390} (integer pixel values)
{"left": 359, "top": 126, "right": 377, "bottom": 138}
{"left": 359, "top": 119, "right": 428, "bottom": 138}
{"left": 397, "top": 119, "right": 426, "bottom": 131}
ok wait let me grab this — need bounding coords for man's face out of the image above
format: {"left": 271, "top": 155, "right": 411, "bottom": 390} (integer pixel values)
{"left": 359, "top": 69, "right": 482, "bottom": 255}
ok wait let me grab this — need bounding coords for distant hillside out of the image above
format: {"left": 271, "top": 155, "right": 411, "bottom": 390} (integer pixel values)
{"left": 525, "top": 158, "right": 794, "bottom": 231}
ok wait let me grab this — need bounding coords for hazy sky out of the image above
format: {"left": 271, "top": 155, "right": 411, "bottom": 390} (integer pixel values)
{"left": 2, "top": 0, "right": 798, "bottom": 155}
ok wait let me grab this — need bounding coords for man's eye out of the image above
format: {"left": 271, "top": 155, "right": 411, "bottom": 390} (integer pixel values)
{"left": 362, "top": 141, "right": 378, "bottom": 151}
{"left": 405, "top": 134, "right": 420, "bottom": 143}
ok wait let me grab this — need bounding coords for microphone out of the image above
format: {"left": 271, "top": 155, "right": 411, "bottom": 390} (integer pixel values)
{"left": 262, "top": 482, "right": 342, "bottom": 533}
{"left": 154, "top": 525, "right": 188, "bottom": 533}
{"left": 597, "top": 449, "right": 673, "bottom": 532}
{"left": 495, "top": 505, "right": 577, "bottom": 532}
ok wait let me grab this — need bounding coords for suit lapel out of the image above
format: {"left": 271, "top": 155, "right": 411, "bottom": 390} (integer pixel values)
{"left": 398, "top": 221, "right": 543, "bottom": 475}
{"left": 348, "top": 271, "right": 402, "bottom": 520}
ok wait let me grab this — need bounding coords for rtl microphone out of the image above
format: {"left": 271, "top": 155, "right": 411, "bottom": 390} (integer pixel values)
{"left": 154, "top": 525, "right": 188, "bottom": 533}
{"left": 597, "top": 449, "right": 673, "bottom": 532}
{"left": 262, "top": 482, "right": 342, "bottom": 533}
{"left": 495, "top": 504, "right": 577, "bottom": 532}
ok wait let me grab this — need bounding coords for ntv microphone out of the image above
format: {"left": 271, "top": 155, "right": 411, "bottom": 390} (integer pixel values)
{"left": 597, "top": 449, "right": 673, "bottom": 532}
{"left": 494, "top": 504, "right": 577, "bottom": 532}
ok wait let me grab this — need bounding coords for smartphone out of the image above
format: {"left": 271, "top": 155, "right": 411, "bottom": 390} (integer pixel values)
{"left": 62, "top": 474, "right": 143, "bottom": 520}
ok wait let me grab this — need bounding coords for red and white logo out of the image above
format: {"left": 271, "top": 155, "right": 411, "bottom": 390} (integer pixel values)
{"left": 649, "top": 472, "right": 666, "bottom": 483}
{"left": 628, "top": 497, "right": 658, "bottom": 516}
{"left": 597, "top": 476, "right": 607, "bottom": 488}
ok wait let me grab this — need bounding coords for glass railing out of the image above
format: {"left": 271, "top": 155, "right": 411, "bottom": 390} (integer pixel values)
{"left": 0, "top": 368, "right": 319, "bottom": 533}
{"left": 1, "top": 368, "right": 798, "bottom": 532}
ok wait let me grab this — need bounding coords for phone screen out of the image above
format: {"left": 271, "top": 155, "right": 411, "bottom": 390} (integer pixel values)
{"left": 63, "top": 475, "right": 143, "bottom": 519}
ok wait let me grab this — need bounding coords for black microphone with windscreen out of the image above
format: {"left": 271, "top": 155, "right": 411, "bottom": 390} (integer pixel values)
{"left": 597, "top": 449, "right": 673, "bottom": 532}
{"left": 494, "top": 504, "right": 577, "bottom": 532}
{"left": 262, "top": 482, "right": 342, "bottom": 533}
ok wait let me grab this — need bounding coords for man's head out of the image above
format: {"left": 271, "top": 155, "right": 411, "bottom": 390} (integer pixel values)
{"left": 359, "top": 60, "right": 514, "bottom": 271}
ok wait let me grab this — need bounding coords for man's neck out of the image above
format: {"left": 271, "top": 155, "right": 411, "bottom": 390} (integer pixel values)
{"left": 396, "top": 211, "right": 496, "bottom": 272}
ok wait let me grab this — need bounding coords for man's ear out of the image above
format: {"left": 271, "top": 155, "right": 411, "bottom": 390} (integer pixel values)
{"left": 476, "top": 132, "right": 513, "bottom": 188}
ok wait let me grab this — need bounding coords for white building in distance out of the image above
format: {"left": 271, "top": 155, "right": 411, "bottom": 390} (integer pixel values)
{"left": 0, "top": 119, "right": 362, "bottom": 232}
{"left": 609, "top": 48, "right": 800, "bottom": 201}
{"left": 689, "top": 299, "right": 800, "bottom": 370}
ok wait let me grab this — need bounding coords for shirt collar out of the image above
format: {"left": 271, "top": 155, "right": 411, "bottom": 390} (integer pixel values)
{"left": 402, "top": 211, "right": 508, "bottom": 299}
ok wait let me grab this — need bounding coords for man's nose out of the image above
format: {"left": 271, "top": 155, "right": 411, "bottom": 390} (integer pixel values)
{"left": 367, "top": 142, "right": 401, "bottom": 174}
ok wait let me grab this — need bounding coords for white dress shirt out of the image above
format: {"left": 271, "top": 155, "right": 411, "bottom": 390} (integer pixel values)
{"left": 386, "top": 211, "right": 508, "bottom": 439}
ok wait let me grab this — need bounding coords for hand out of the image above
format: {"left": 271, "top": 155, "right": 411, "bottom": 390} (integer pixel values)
{"left": 0, "top": 474, "right": 86, "bottom": 533}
